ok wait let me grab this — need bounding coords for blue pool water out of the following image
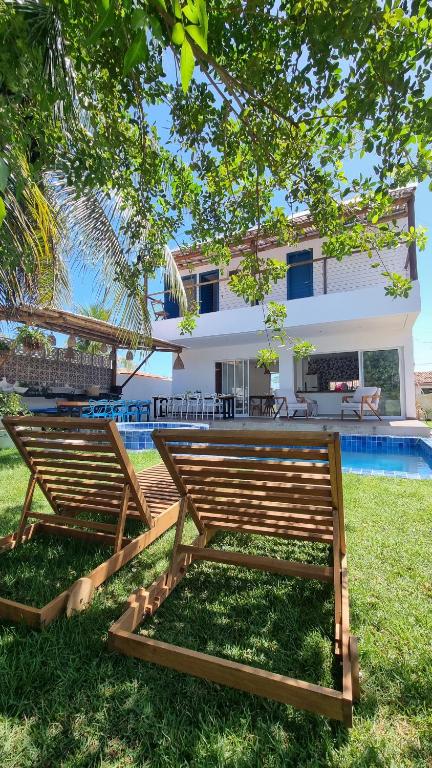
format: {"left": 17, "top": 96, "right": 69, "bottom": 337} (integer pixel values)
{"left": 118, "top": 424, "right": 432, "bottom": 479}
{"left": 118, "top": 421, "right": 209, "bottom": 450}
{"left": 339, "top": 435, "right": 432, "bottom": 479}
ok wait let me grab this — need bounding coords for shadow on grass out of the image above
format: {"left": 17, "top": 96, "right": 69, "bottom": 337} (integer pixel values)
{"left": 0, "top": 532, "right": 357, "bottom": 767}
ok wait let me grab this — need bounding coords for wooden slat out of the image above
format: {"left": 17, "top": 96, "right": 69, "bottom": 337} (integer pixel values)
{"left": 170, "top": 445, "right": 329, "bottom": 461}
{"left": 177, "top": 545, "right": 334, "bottom": 582}
{"left": 45, "top": 482, "right": 123, "bottom": 499}
{"left": 204, "top": 521, "right": 333, "bottom": 543}
{"left": 181, "top": 468, "right": 332, "bottom": 485}
{"left": 27, "top": 511, "right": 118, "bottom": 533}
{"left": 156, "top": 428, "right": 336, "bottom": 446}
{"left": 186, "top": 480, "right": 333, "bottom": 499}
{"left": 50, "top": 492, "right": 123, "bottom": 508}
{"left": 42, "top": 477, "right": 125, "bottom": 492}
{"left": 29, "top": 451, "right": 120, "bottom": 463}
{"left": 4, "top": 416, "right": 112, "bottom": 429}
{"left": 175, "top": 457, "right": 331, "bottom": 475}
{"left": 195, "top": 503, "right": 333, "bottom": 523}
{"left": 17, "top": 430, "right": 113, "bottom": 443}
{"left": 192, "top": 492, "right": 332, "bottom": 513}
{"left": 36, "top": 464, "right": 125, "bottom": 478}
{"left": 22, "top": 440, "right": 118, "bottom": 454}
{"left": 199, "top": 511, "right": 333, "bottom": 534}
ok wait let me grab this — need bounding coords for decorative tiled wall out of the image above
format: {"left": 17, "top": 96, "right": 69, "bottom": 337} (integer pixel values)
{"left": 0, "top": 349, "right": 112, "bottom": 389}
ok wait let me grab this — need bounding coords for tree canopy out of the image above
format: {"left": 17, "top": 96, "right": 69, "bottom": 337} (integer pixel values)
{"left": 1, "top": 0, "right": 431, "bottom": 360}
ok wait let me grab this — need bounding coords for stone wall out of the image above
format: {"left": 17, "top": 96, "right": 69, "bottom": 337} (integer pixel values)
{"left": 0, "top": 348, "right": 112, "bottom": 390}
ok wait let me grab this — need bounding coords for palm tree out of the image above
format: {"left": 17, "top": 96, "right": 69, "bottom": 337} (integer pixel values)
{"left": 75, "top": 304, "right": 112, "bottom": 355}
{"left": 0, "top": 1, "right": 186, "bottom": 338}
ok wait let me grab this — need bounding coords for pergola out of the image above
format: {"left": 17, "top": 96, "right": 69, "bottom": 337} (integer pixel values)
{"left": 0, "top": 305, "right": 182, "bottom": 391}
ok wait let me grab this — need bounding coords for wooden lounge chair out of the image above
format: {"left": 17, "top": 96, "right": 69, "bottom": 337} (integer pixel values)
{"left": 109, "top": 429, "right": 359, "bottom": 726}
{"left": 0, "top": 416, "right": 179, "bottom": 627}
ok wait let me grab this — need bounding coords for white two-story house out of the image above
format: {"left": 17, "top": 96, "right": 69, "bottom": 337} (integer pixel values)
{"left": 151, "top": 186, "right": 420, "bottom": 418}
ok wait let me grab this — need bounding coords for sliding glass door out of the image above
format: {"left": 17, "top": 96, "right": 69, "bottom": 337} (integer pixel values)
{"left": 361, "top": 348, "right": 401, "bottom": 416}
{"left": 220, "top": 360, "right": 250, "bottom": 415}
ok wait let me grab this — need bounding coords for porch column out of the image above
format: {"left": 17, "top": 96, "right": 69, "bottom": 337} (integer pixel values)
{"left": 402, "top": 338, "right": 416, "bottom": 419}
{"left": 278, "top": 348, "right": 295, "bottom": 392}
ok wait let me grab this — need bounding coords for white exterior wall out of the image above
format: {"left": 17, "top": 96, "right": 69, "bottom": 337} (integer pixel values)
{"left": 170, "top": 323, "right": 417, "bottom": 418}
{"left": 117, "top": 373, "right": 171, "bottom": 399}
{"left": 178, "top": 217, "right": 409, "bottom": 310}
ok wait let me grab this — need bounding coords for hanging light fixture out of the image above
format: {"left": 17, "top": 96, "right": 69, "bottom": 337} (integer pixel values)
{"left": 126, "top": 349, "right": 134, "bottom": 361}
{"left": 67, "top": 334, "right": 76, "bottom": 349}
{"left": 47, "top": 333, "right": 56, "bottom": 347}
{"left": 173, "top": 352, "right": 185, "bottom": 370}
{"left": 64, "top": 347, "right": 74, "bottom": 360}
{"left": 100, "top": 343, "right": 108, "bottom": 354}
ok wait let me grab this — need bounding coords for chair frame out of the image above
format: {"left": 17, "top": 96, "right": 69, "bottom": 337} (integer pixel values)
{"left": 109, "top": 429, "right": 359, "bottom": 726}
{"left": 0, "top": 416, "right": 179, "bottom": 627}
{"left": 341, "top": 389, "right": 382, "bottom": 421}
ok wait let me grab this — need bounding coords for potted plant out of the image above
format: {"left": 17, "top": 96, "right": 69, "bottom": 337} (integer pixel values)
{"left": 13, "top": 326, "right": 52, "bottom": 353}
{"left": 0, "top": 392, "right": 29, "bottom": 449}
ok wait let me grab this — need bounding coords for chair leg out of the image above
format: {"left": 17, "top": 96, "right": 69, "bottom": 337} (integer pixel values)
{"left": 16, "top": 476, "right": 37, "bottom": 545}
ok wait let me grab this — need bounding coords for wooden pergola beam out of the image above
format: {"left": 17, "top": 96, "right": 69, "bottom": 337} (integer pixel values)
{"left": 0, "top": 305, "right": 182, "bottom": 353}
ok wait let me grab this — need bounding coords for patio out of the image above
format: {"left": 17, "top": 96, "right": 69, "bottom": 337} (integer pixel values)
{"left": 201, "top": 416, "right": 431, "bottom": 437}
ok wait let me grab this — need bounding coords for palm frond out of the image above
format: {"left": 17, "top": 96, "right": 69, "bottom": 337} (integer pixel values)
{"left": 48, "top": 175, "right": 155, "bottom": 344}
{"left": 0, "top": 160, "right": 70, "bottom": 308}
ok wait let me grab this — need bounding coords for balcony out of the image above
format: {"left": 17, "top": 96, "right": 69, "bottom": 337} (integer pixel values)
{"left": 150, "top": 281, "right": 421, "bottom": 346}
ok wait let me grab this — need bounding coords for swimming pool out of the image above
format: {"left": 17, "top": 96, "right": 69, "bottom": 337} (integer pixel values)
{"left": 118, "top": 421, "right": 209, "bottom": 450}
{"left": 340, "top": 435, "right": 432, "bottom": 479}
{"left": 118, "top": 424, "right": 432, "bottom": 479}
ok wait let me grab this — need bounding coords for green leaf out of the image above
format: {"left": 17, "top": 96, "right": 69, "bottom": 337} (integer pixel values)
{"left": 131, "top": 8, "right": 147, "bottom": 30}
{"left": 0, "top": 159, "right": 9, "bottom": 193}
{"left": 172, "top": 22, "right": 185, "bottom": 45}
{"left": 0, "top": 197, "right": 6, "bottom": 228}
{"left": 153, "top": 0, "right": 167, "bottom": 10}
{"left": 173, "top": 0, "right": 182, "bottom": 19}
{"left": 180, "top": 37, "right": 195, "bottom": 92}
{"left": 123, "top": 30, "right": 149, "bottom": 75}
{"left": 197, "top": 0, "right": 208, "bottom": 37}
{"left": 97, "top": 0, "right": 110, "bottom": 13}
{"left": 183, "top": 1, "right": 200, "bottom": 24}
{"left": 149, "top": 15, "right": 164, "bottom": 41}
{"left": 186, "top": 24, "right": 207, "bottom": 53}
{"left": 86, "top": 3, "right": 115, "bottom": 45}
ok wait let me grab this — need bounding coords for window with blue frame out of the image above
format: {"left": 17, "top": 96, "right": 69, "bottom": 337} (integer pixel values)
{"left": 199, "top": 270, "right": 219, "bottom": 314}
{"left": 287, "top": 249, "right": 313, "bottom": 299}
{"left": 163, "top": 274, "right": 197, "bottom": 318}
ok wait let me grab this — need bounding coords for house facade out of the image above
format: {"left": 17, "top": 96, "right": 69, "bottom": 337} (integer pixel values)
{"left": 151, "top": 186, "right": 420, "bottom": 418}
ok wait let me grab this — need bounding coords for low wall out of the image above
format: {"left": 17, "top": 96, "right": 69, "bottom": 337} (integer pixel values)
{"left": 0, "top": 349, "right": 112, "bottom": 390}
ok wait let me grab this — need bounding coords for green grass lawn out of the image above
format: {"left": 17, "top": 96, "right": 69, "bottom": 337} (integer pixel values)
{"left": 0, "top": 448, "right": 431, "bottom": 768}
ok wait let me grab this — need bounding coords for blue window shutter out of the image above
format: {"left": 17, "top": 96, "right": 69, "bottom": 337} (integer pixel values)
{"left": 199, "top": 270, "right": 219, "bottom": 314}
{"left": 164, "top": 274, "right": 197, "bottom": 318}
{"left": 287, "top": 250, "right": 313, "bottom": 299}
{"left": 164, "top": 279, "right": 180, "bottom": 318}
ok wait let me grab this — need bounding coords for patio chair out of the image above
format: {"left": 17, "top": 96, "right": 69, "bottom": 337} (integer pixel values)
{"left": 0, "top": 416, "right": 180, "bottom": 627}
{"left": 273, "top": 388, "right": 308, "bottom": 418}
{"left": 341, "top": 387, "right": 382, "bottom": 420}
{"left": 109, "top": 429, "right": 359, "bottom": 726}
